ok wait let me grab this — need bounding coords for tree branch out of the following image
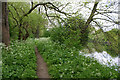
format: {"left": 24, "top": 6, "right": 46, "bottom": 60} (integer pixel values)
{"left": 92, "top": 20, "right": 103, "bottom": 29}
{"left": 10, "top": 4, "right": 20, "bottom": 18}
{"left": 44, "top": 5, "right": 56, "bottom": 27}
{"left": 20, "top": 8, "right": 25, "bottom": 14}
{"left": 20, "top": 2, "right": 70, "bottom": 22}
{"left": 92, "top": 20, "right": 117, "bottom": 42}
{"left": 8, "top": 7, "right": 19, "bottom": 28}
{"left": 31, "top": 0, "right": 33, "bottom": 9}
{"left": 96, "top": 11, "right": 120, "bottom": 14}
{"left": 84, "top": 1, "right": 99, "bottom": 30}
{"left": 93, "top": 18, "right": 120, "bottom": 24}
{"left": 60, "top": 2, "right": 70, "bottom": 11}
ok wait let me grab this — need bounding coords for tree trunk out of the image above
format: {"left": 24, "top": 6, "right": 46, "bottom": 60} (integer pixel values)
{"left": 35, "top": 26, "right": 40, "bottom": 38}
{"left": 2, "top": 2, "right": 10, "bottom": 46}
{"left": 0, "top": 2, "right": 2, "bottom": 43}
{"left": 22, "top": 24, "right": 30, "bottom": 40}
{"left": 84, "top": 1, "right": 99, "bottom": 30}
{"left": 18, "top": 27, "right": 22, "bottom": 40}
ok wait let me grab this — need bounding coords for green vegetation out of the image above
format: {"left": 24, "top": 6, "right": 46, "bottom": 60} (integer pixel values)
{"left": 82, "top": 28, "right": 120, "bottom": 57}
{"left": 2, "top": 38, "right": 119, "bottom": 78}
{"left": 35, "top": 38, "right": 119, "bottom": 78}
{"left": 2, "top": 1, "right": 119, "bottom": 79}
{"left": 0, "top": 44, "right": 2, "bottom": 79}
{"left": 2, "top": 39, "right": 37, "bottom": 78}
{"left": 8, "top": 2, "right": 47, "bottom": 40}
{"left": 50, "top": 15, "right": 89, "bottom": 49}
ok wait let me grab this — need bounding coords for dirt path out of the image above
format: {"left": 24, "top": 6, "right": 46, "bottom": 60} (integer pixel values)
{"left": 35, "top": 47, "right": 50, "bottom": 78}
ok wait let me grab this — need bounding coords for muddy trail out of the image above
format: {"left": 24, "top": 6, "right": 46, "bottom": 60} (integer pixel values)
{"left": 35, "top": 47, "right": 50, "bottom": 78}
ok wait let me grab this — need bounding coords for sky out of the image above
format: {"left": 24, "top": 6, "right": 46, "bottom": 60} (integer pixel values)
{"left": 1, "top": 0, "right": 119, "bottom": 31}
{"left": 59, "top": 0, "right": 119, "bottom": 31}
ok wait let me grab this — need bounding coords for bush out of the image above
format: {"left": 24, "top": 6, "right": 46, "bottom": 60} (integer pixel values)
{"left": 50, "top": 15, "right": 89, "bottom": 49}
{"left": 50, "top": 26, "right": 65, "bottom": 43}
{"left": 42, "top": 28, "right": 51, "bottom": 37}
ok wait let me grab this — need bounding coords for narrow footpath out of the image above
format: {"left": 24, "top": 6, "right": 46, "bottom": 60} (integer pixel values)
{"left": 35, "top": 47, "right": 50, "bottom": 78}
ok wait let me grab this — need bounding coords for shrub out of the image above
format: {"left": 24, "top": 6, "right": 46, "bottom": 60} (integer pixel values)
{"left": 42, "top": 28, "right": 51, "bottom": 37}
{"left": 50, "top": 15, "right": 89, "bottom": 49}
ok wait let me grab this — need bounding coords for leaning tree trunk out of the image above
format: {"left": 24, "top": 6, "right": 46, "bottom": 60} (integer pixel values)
{"left": 2, "top": 2, "right": 10, "bottom": 46}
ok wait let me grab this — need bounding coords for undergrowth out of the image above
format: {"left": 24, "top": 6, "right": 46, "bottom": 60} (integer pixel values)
{"left": 1, "top": 38, "right": 119, "bottom": 79}
{"left": 35, "top": 38, "right": 119, "bottom": 78}
{"left": 2, "top": 39, "right": 37, "bottom": 78}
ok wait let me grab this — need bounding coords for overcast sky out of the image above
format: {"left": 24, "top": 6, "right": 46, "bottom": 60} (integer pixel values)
{"left": 4, "top": 0, "right": 120, "bottom": 31}
{"left": 59, "top": 0, "right": 119, "bottom": 31}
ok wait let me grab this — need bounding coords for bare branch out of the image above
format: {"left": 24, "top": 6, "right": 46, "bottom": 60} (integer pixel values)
{"left": 31, "top": 0, "right": 33, "bottom": 9}
{"left": 60, "top": 2, "right": 70, "bottom": 11}
{"left": 96, "top": 10, "right": 120, "bottom": 14}
{"left": 10, "top": 4, "right": 20, "bottom": 18}
{"left": 20, "top": 2, "right": 70, "bottom": 22}
{"left": 8, "top": 7, "right": 19, "bottom": 28}
{"left": 44, "top": 5, "right": 56, "bottom": 27}
{"left": 95, "top": 11, "right": 120, "bottom": 24}
{"left": 83, "top": 0, "right": 99, "bottom": 30}
{"left": 93, "top": 18, "right": 120, "bottom": 24}
{"left": 20, "top": 8, "right": 25, "bottom": 14}
{"left": 92, "top": 20, "right": 102, "bottom": 29}
{"left": 92, "top": 20, "right": 118, "bottom": 42}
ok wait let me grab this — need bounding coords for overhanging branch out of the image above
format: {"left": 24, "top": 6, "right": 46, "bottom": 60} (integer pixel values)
{"left": 20, "top": 2, "right": 70, "bottom": 22}
{"left": 8, "top": 7, "right": 19, "bottom": 28}
{"left": 10, "top": 4, "right": 20, "bottom": 18}
{"left": 84, "top": 1, "right": 99, "bottom": 30}
{"left": 93, "top": 18, "right": 120, "bottom": 24}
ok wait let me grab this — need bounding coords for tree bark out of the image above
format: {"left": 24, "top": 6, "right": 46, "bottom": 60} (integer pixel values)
{"left": 35, "top": 26, "right": 40, "bottom": 38}
{"left": 31, "top": 0, "right": 33, "bottom": 9}
{"left": 0, "top": 2, "right": 2, "bottom": 43}
{"left": 22, "top": 23, "right": 29, "bottom": 40}
{"left": 84, "top": 1, "right": 99, "bottom": 30}
{"left": 2, "top": 2, "right": 10, "bottom": 46}
{"left": 18, "top": 25, "right": 22, "bottom": 40}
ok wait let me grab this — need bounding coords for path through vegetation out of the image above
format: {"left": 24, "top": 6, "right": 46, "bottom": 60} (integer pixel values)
{"left": 35, "top": 47, "right": 50, "bottom": 78}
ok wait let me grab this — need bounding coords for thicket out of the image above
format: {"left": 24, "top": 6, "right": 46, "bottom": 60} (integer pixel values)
{"left": 50, "top": 15, "right": 89, "bottom": 49}
{"left": 8, "top": 2, "right": 47, "bottom": 40}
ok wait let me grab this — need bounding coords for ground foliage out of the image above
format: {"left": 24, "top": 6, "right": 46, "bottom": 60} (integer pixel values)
{"left": 35, "top": 38, "right": 119, "bottom": 78}
{"left": 2, "top": 38, "right": 119, "bottom": 78}
{"left": 2, "top": 39, "right": 37, "bottom": 78}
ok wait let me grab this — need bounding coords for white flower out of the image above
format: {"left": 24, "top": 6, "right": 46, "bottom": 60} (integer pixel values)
{"left": 71, "top": 54, "right": 73, "bottom": 56}
{"left": 60, "top": 75, "right": 63, "bottom": 78}
{"left": 71, "top": 75, "right": 73, "bottom": 77}
{"left": 79, "top": 50, "right": 119, "bottom": 71}
{"left": 72, "top": 71, "right": 74, "bottom": 73}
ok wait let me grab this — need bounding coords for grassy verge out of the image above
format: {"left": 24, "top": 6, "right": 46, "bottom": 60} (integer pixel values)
{"left": 2, "top": 39, "right": 37, "bottom": 78}
{"left": 35, "top": 38, "right": 119, "bottom": 78}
